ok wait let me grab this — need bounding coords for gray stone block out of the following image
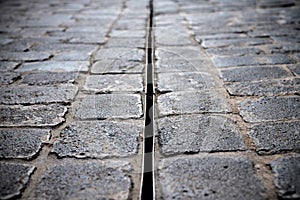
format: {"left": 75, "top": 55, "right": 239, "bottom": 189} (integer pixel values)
{"left": 201, "top": 38, "right": 272, "bottom": 48}
{"left": 155, "top": 46, "right": 204, "bottom": 61}
{"left": 91, "top": 60, "right": 144, "bottom": 74}
{"left": 156, "top": 59, "right": 210, "bottom": 73}
{"left": 288, "top": 65, "right": 300, "bottom": 76}
{"left": 106, "top": 38, "right": 145, "bottom": 48}
{"left": 0, "top": 51, "right": 52, "bottom": 61}
{"left": 21, "top": 72, "right": 77, "bottom": 85}
{"left": 18, "top": 61, "right": 89, "bottom": 72}
{"left": 0, "top": 72, "right": 20, "bottom": 85}
{"left": 95, "top": 48, "right": 145, "bottom": 62}
{"left": 206, "top": 47, "right": 263, "bottom": 57}
{"left": 0, "top": 61, "right": 19, "bottom": 71}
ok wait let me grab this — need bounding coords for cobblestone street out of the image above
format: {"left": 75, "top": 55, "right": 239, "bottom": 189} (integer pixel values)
{"left": 0, "top": 0, "right": 300, "bottom": 199}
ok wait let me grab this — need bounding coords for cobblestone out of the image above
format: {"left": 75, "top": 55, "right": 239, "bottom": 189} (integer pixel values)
{"left": 0, "top": 129, "right": 51, "bottom": 159}
{"left": 0, "top": 51, "right": 52, "bottom": 62}
{"left": 21, "top": 72, "right": 77, "bottom": 85}
{"left": 106, "top": 38, "right": 145, "bottom": 48}
{"left": 0, "top": 72, "right": 20, "bottom": 85}
{"left": 95, "top": 48, "right": 145, "bottom": 62}
{"left": 91, "top": 60, "right": 144, "bottom": 74}
{"left": 52, "top": 120, "right": 142, "bottom": 158}
{"left": 201, "top": 38, "right": 272, "bottom": 48}
{"left": 206, "top": 47, "right": 263, "bottom": 57}
{"left": 0, "top": 162, "right": 35, "bottom": 200}
{"left": 18, "top": 61, "right": 89, "bottom": 72}
{"left": 288, "top": 65, "right": 300, "bottom": 76}
{"left": 270, "top": 156, "right": 300, "bottom": 199}
{"left": 0, "top": 61, "right": 19, "bottom": 71}
{"left": 159, "top": 156, "right": 266, "bottom": 200}
{"left": 155, "top": 46, "right": 204, "bottom": 60}
{"left": 156, "top": 59, "right": 210, "bottom": 73}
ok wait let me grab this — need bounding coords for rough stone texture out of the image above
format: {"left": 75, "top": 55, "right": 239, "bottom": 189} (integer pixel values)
{"left": 0, "top": 104, "right": 67, "bottom": 127}
{"left": 0, "top": 61, "right": 19, "bottom": 71}
{"left": 0, "top": 162, "right": 35, "bottom": 200}
{"left": 270, "top": 156, "right": 300, "bottom": 199}
{"left": 0, "top": 51, "right": 52, "bottom": 61}
{"left": 0, "top": 129, "right": 51, "bottom": 159}
{"left": 75, "top": 94, "right": 143, "bottom": 119}
{"left": 248, "top": 121, "right": 300, "bottom": 155}
{"left": 155, "top": 46, "right": 204, "bottom": 60}
{"left": 21, "top": 72, "right": 77, "bottom": 85}
{"left": 52, "top": 120, "right": 142, "bottom": 158}
{"left": 212, "top": 54, "right": 296, "bottom": 68}
{"left": 0, "top": 72, "right": 20, "bottom": 85}
{"left": 239, "top": 96, "right": 300, "bottom": 122}
{"left": 200, "top": 38, "right": 272, "bottom": 48}
{"left": 91, "top": 60, "right": 144, "bottom": 74}
{"left": 158, "top": 115, "right": 246, "bottom": 155}
{"left": 84, "top": 74, "right": 143, "bottom": 93}
{"left": 106, "top": 38, "right": 145, "bottom": 48}
{"left": 29, "top": 161, "right": 131, "bottom": 200}
{"left": 156, "top": 59, "right": 210, "bottom": 73}
{"left": 0, "top": 85, "right": 78, "bottom": 105}
{"left": 158, "top": 90, "right": 231, "bottom": 116}
{"left": 110, "top": 30, "right": 146, "bottom": 38}
{"left": 226, "top": 78, "right": 300, "bottom": 96}
{"left": 288, "top": 65, "right": 300, "bottom": 76}
{"left": 220, "top": 66, "right": 290, "bottom": 82}
{"left": 159, "top": 156, "right": 266, "bottom": 200}
{"left": 52, "top": 51, "right": 91, "bottom": 61}
{"left": 157, "top": 72, "right": 217, "bottom": 92}
{"left": 206, "top": 47, "right": 263, "bottom": 57}
{"left": 17, "top": 61, "right": 89, "bottom": 72}
{"left": 95, "top": 48, "right": 145, "bottom": 62}
{"left": 155, "top": 27, "right": 193, "bottom": 46}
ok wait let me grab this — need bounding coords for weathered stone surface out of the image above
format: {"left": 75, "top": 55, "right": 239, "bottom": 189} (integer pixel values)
{"left": 110, "top": 30, "right": 146, "bottom": 38}
{"left": 157, "top": 72, "right": 217, "bottom": 92}
{"left": 75, "top": 94, "right": 143, "bottom": 119}
{"left": 206, "top": 47, "right": 263, "bottom": 57}
{"left": 91, "top": 60, "right": 144, "bottom": 74}
{"left": 270, "top": 156, "right": 300, "bottom": 199}
{"left": 17, "top": 61, "right": 89, "bottom": 72}
{"left": 156, "top": 59, "right": 210, "bottom": 73}
{"left": 0, "top": 162, "right": 35, "bottom": 200}
{"left": 249, "top": 121, "right": 300, "bottom": 155}
{"left": 292, "top": 53, "right": 300, "bottom": 61}
{"left": 106, "top": 38, "right": 145, "bottom": 48}
{"left": 155, "top": 27, "right": 193, "bottom": 46}
{"left": 29, "top": 161, "right": 131, "bottom": 200}
{"left": 239, "top": 96, "right": 300, "bottom": 122}
{"left": 201, "top": 38, "right": 272, "bottom": 48}
{"left": 155, "top": 46, "right": 204, "bottom": 60}
{"left": 52, "top": 120, "right": 142, "bottom": 158}
{"left": 52, "top": 51, "right": 91, "bottom": 61}
{"left": 84, "top": 74, "right": 143, "bottom": 93}
{"left": 220, "top": 66, "right": 290, "bottom": 82}
{"left": 0, "top": 104, "right": 67, "bottom": 127}
{"left": 95, "top": 48, "right": 145, "bottom": 62}
{"left": 0, "top": 72, "right": 20, "bottom": 85}
{"left": 0, "top": 85, "right": 77, "bottom": 105}
{"left": 212, "top": 54, "right": 296, "bottom": 68}
{"left": 159, "top": 156, "right": 266, "bottom": 200}
{"left": 0, "top": 51, "right": 52, "bottom": 61}
{"left": 0, "top": 61, "right": 19, "bottom": 71}
{"left": 288, "top": 65, "right": 300, "bottom": 76}
{"left": 158, "top": 115, "right": 246, "bottom": 155}
{"left": 0, "top": 129, "right": 51, "bottom": 159}
{"left": 158, "top": 90, "right": 231, "bottom": 116}
{"left": 226, "top": 78, "right": 300, "bottom": 96}
{"left": 21, "top": 72, "right": 77, "bottom": 85}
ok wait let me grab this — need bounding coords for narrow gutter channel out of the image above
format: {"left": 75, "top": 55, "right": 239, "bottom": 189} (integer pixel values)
{"left": 140, "top": 0, "right": 155, "bottom": 199}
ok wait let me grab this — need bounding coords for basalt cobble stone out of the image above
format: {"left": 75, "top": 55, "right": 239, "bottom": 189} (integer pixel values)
{"left": 0, "top": 72, "right": 20, "bottom": 85}
{"left": 159, "top": 156, "right": 266, "bottom": 200}
{"left": 0, "top": 51, "right": 52, "bottom": 62}
{"left": 52, "top": 120, "right": 142, "bottom": 158}
{"left": 239, "top": 96, "right": 300, "bottom": 122}
{"left": 0, "top": 162, "right": 35, "bottom": 200}
{"left": 270, "top": 156, "right": 300, "bottom": 199}
{"left": 18, "top": 61, "right": 89, "bottom": 72}
{"left": 288, "top": 65, "right": 300, "bottom": 76}
{"left": 0, "top": 129, "right": 51, "bottom": 159}
{"left": 212, "top": 54, "right": 296, "bottom": 68}
{"left": 75, "top": 94, "right": 143, "bottom": 119}
{"left": 249, "top": 121, "right": 300, "bottom": 155}
{"left": 21, "top": 72, "right": 77, "bottom": 85}
{"left": 201, "top": 38, "right": 272, "bottom": 48}
{"left": 157, "top": 90, "right": 231, "bottom": 116}
{"left": 84, "top": 74, "right": 143, "bottom": 93}
{"left": 158, "top": 115, "right": 246, "bottom": 155}
{"left": 156, "top": 59, "right": 210, "bottom": 73}
{"left": 220, "top": 66, "right": 290, "bottom": 82}
{"left": 0, "top": 61, "right": 19, "bottom": 71}
{"left": 0, "top": 85, "right": 78, "bottom": 105}
{"left": 226, "top": 78, "right": 300, "bottom": 96}
{"left": 29, "top": 161, "right": 131, "bottom": 200}
{"left": 0, "top": 104, "right": 67, "bottom": 127}
{"left": 157, "top": 72, "right": 217, "bottom": 92}
{"left": 95, "top": 48, "right": 145, "bottom": 62}
{"left": 91, "top": 60, "right": 144, "bottom": 74}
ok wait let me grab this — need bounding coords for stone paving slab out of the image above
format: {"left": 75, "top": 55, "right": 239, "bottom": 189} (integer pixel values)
{"left": 91, "top": 60, "right": 144, "bottom": 74}
{"left": 0, "top": 61, "right": 19, "bottom": 71}
{"left": 239, "top": 96, "right": 300, "bottom": 123}
{"left": 0, "top": 104, "right": 67, "bottom": 127}
{"left": 106, "top": 38, "right": 145, "bottom": 48}
{"left": 158, "top": 115, "right": 246, "bottom": 155}
{"left": 21, "top": 72, "right": 77, "bottom": 85}
{"left": 155, "top": 46, "right": 204, "bottom": 61}
{"left": 0, "top": 85, "right": 78, "bottom": 105}
{"left": 52, "top": 120, "right": 142, "bottom": 158}
{"left": 75, "top": 94, "right": 143, "bottom": 119}
{"left": 94, "top": 48, "right": 145, "bottom": 62}
{"left": 0, "top": 162, "right": 35, "bottom": 200}
{"left": 0, "top": 72, "right": 20, "bottom": 85}
{"left": 84, "top": 74, "right": 143, "bottom": 93}
{"left": 17, "top": 61, "right": 89, "bottom": 72}
{"left": 0, "top": 51, "right": 52, "bottom": 62}
{"left": 0, "top": 129, "right": 51, "bottom": 159}
{"left": 29, "top": 161, "right": 131, "bottom": 200}
{"left": 206, "top": 47, "right": 263, "bottom": 57}
{"left": 157, "top": 90, "right": 231, "bottom": 116}
{"left": 159, "top": 156, "right": 266, "bottom": 200}
{"left": 155, "top": 59, "right": 211, "bottom": 73}
{"left": 288, "top": 64, "right": 300, "bottom": 76}
{"left": 270, "top": 156, "right": 300, "bottom": 199}
{"left": 200, "top": 38, "right": 272, "bottom": 48}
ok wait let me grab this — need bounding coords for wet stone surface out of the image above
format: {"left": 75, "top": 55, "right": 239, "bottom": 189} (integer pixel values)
{"left": 158, "top": 115, "right": 246, "bottom": 155}
{"left": 29, "top": 161, "right": 131, "bottom": 200}
{"left": 0, "top": 129, "right": 50, "bottom": 159}
{"left": 21, "top": 72, "right": 77, "bottom": 85}
{"left": 0, "top": 104, "right": 67, "bottom": 127}
{"left": 270, "top": 156, "right": 300, "bottom": 199}
{"left": 159, "top": 156, "right": 266, "bottom": 200}
{"left": 0, "top": 162, "right": 35, "bottom": 200}
{"left": 75, "top": 94, "right": 143, "bottom": 119}
{"left": 91, "top": 60, "right": 144, "bottom": 74}
{"left": 52, "top": 120, "right": 142, "bottom": 158}
{"left": 249, "top": 121, "right": 300, "bottom": 155}
{"left": 17, "top": 61, "right": 89, "bottom": 72}
{"left": 0, "top": 72, "right": 20, "bottom": 85}
{"left": 0, "top": 85, "right": 78, "bottom": 105}
{"left": 239, "top": 96, "right": 300, "bottom": 122}
{"left": 84, "top": 74, "right": 143, "bottom": 93}
{"left": 157, "top": 90, "right": 231, "bottom": 116}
